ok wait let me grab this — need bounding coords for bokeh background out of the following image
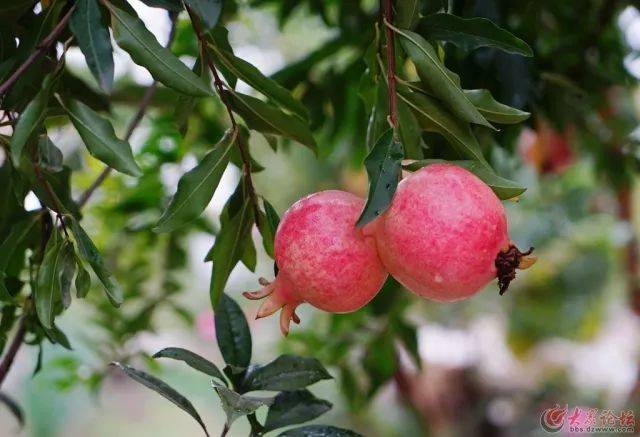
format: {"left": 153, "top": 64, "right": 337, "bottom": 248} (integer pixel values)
{"left": 3, "top": 0, "right": 640, "bottom": 436}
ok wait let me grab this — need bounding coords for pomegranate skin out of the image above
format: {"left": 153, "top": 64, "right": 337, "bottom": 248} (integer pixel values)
{"left": 246, "top": 190, "right": 388, "bottom": 335}
{"left": 372, "top": 164, "right": 509, "bottom": 301}
{"left": 275, "top": 190, "right": 387, "bottom": 312}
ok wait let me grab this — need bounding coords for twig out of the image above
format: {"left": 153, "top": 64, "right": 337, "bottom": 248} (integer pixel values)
{"left": 76, "top": 19, "right": 178, "bottom": 208}
{"left": 0, "top": 4, "right": 77, "bottom": 97}
{"left": 382, "top": 0, "right": 398, "bottom": 129}
{"left": 186, "top": 6, "right": 262, "bottom": 226}
{"left": 0, "top": 316, "right": 27, "bottom": 387}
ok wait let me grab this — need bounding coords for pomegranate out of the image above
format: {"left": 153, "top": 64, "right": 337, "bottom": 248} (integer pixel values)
{"left": 367, "top": 164, "right": 535, "bottom": 301}
{"left": 245, "top": 190, "right": 388, "bottom": 335}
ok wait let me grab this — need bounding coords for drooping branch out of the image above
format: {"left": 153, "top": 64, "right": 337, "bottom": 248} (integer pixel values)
{"left": 0, "top": 4, "right": 77, "bottom": 98}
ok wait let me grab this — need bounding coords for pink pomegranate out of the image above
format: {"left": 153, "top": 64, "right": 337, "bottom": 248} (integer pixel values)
{"left": 367, "top": 164, "right": 534, "bottom": 301}
{"left": 245, "top": 190, "right": 388, "bottom": 335}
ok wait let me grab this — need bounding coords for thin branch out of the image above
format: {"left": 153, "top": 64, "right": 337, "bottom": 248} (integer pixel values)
{"left": 382, "top": 0, "right": 398, "bottom": 129}
{"left": 186, "top": 6, "right": 262, "bottom": 226}
{"left": 0, "top": 316, "right": 27, "bottom": 387}
{"left": 76, "top": 19, "right": 178, "bottom": 208}
{"left": 0, "top": 4, "right": 77, "bottom": 97}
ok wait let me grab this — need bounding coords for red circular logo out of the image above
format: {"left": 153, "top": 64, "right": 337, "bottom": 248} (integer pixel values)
{"left": 540, "top": 404, "right": 568, "bottom": 433}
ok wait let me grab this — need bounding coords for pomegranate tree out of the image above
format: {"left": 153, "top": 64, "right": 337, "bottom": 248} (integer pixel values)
{"left": 245, "top": 190, "right": 388, "bottom": 335}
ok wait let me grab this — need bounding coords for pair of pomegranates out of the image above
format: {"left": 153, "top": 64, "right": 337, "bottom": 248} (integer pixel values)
{"left": 244, "top": 164, "right": 536, "bottom": 335}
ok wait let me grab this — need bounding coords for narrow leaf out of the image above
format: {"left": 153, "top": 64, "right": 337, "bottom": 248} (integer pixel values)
{"left": 394, "top": 26, "right": 494, "bottom": 129}
{"left": 0, "top": 392, "right": 24, "bottom": 428}
{"left": 69, "top": 218, "right": 123, "bottom": 307}
{"left": 58, "top": 241, "right": 76, "bottom": 309}
{"left": 185, "top": 0, "right": 222, "bottom": 30}
{"left": 57, "top": 97, "right": 142, "bottom": 176}
{"left": 9, "top": 80, "right": 50, "bottom": 162}
{"left": 155, "top": 129, "right": 236, "bottom": 232}
{"left": 418, "top": 13, "right": 533, "bottom": 56}
{"left": 70, "top": 0, "right": 114, "bottom": 92}
{"left": 257, "top": 199, "right": 279, "bottom": 258}
{"left": 0, "top": 213, "right": 39, "bottom": 272}
{"left": 153, "top": 347, "right": 227, "bottom": 384}
{"left": 403, "top": 159, "right": 525, "bottom": 199}
{"left": 110, "top": 362, "right": 209, "bottom": 436}
{"left": 463, "top": 89, "right": 530, "bottom": 124}
{"left": 74, "top": 256, "right": 91, "bottom": 298}
{"left": 105, "top": 0, "right": 213, "bottom": 97}
{"left": 243, "top": 355, "right": 332, "bottom": 392}
{"left": 278, "top": 426, "right": 363, "bottom": 437}
{"left": 208, "top": 44, "right": 308, "bottom": 120}
{"left": 357, "top": 129, "right": 404, "bottom": 227}
{"left": 226, "top": 90, "right": 317, "bottom": 153}
{"left": 214, "top": 294, "right": 252, "bottom": 368}
{"left": 35, "top": 231, "right": 63, "bottom": 329}
{"left": 264, "top": 390, "right": 332, "bottom": 432}
{"left": 212, "top": 382, "right": 273, "bottom": 426}
{"left": 397, "top": 99, "right": 423, "bottom": 159}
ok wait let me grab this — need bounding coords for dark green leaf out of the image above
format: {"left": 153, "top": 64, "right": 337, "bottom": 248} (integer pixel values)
{"left": 37, "top": 136, "right": 63, "bottom": 173}
{"left": 397, "top": 99, "right": 423, "bottom": 159}
{"left": 357, "top": 129, "right": 403, "bottom": 227}
{"left": 240, "top": 236, "right": 257, "bottom": 272}
{"left": 418, "top": 13, "right": 533, "bottom": 56}
{"left": 44, "top": 324, "right": 72, "bottom": 350}
{"left": 463, "top": 89, "right": 530, "bottom": 124}
{"left": 0, "top": 392, "right": 24, "bottom": 428}
{"left": 138, "top": 0, "right": 182, "bottom": 11}
{"left": 212, "top": 382, "right": 273, "bottom": 426}
{"left": 70, "top": 0, "right": 114, "bottom": 92}
{"left": 278, "top": 425, "right": 363, "bottom": 437}
{"left": 57, "top": 97, "right": 142, "bottom": 177}
{"left": 0, "top": 213, "right": 39, "bottom": 272}
{"left": 0, "top": 275, "right": 12, "bottom": 302}
{"left": 363, "top": 331, "right": 396, "bottom": 397}
{"left": 257, "top": 199, "right": 279, "bottom": 258}
{"left": 264, "top": 390, "right": 332, "bottom": 432}
{"left": 226, "top": 90, "right": 317, "bottom": 153}
{"left": 153, "top": 347, "right": 227, "bottom": 384}
{"left": 397, "top": 0, "right": 420, "bottom": 29}
{"left": 207, "top": 187, "right": 254, "bottom": 308}
{"left": 35, "top": 231, "right": 63, "bottom": 329}
{"left": 74, "top": 258, "right": 91, "bottom": 298}
{"left": 402, "top": 159, "right": 525, "bottom": 199}
{"left": 395, "top": 321, "right": 421, "bottom": 368}
{"left": 110, "top": 362, "right": 209, "bottom": 436}
{"left": 58, "top": 241, "right": 76, "bottom": 309}
{"left": 243, "top": 355, "right": 332, "bottom": 392}
{"left": 208, "top": 44, "right": 308, "bottom": 120}
{"left": 105, "top": 0, "right": 213, "bottom": 96}
{"left": 214, "top": 293, "right": 252, "bottom": 368}
{"left": 155, "top": 129, "right": 235, "bottom": 232}
{"left": 398, "top": 89, "right": 490, "bottom": 167}
{"left": 69, "top": 218, "right": 123, "bottom": 306}
{"left": 185, "top": 0, "right": 222, "bottom": 30}
{"left": 394, "top": 26, "right": 493, "bottom": 129}
{"left": 9, "top": 78, "right": 50, "bottom": 163}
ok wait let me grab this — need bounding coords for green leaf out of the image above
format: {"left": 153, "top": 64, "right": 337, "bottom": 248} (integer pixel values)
{"left": 0, "top": 275, "right": 12, "bottom": 302}
{"left": 153, "top": 347, "right": 227, "bottom": 384}
{"left": 418, "top": 13, "right": 533, "bottom": 56}
{"left": 70, "top": 0, "right": 114, "bottom": 92}
{"left": 0, "top": 392, "right": 24, "bottom": 428}
{"left": 398, "top": 88, "right": 489, "bottom": 167}
{"left": 110, "top": 362, "right": 209, "bottom": 436}
{"left": 74, "top": 258, "right": 91, "bottom": 298}
{"left": 278, "top": 426, "right": 363, "bottom": 437}
{"left": 463, "top": 89, "right": 530, "bottom": 124}
{"left": 363, "top": 331, "right": 396, "bottom": 397}
{"left": 9, "top": 79, "right": 50, "bottom": 163}
{"left": 212, "top": 382, "right": 273, "bottom": 426}
{"left": 58, "top": 241, "right": 76, "bottom": 310}
{"left": 207, "top": 185, "right": 254, "bottom": 308}
{"left": 69, "top": 218, "right": 123, "bottom": 307}
{"left": 243, "top": 355, "right": 332, "bottom": 392}
{"left": 397, "top": 99, "right": 423, "bottom": 159}
{"left": 357, "top": 129, "right": 404, "bottom": 227}
{"left": 214, "top": 294, "right": 252, "bottom": 368}
{"left": 394, "top": 26, "right": 493, "bottom": 129}
{"left": 240, "top": 236, "right": 257, "bottom": 272}
{"left": 396, "top": 0, "right": 420, "bottom": 29}
{"left": 35, "top": 231, "right": 63, "bottom": 329}
{"left": 208, "top": 44, "right": 308, "bottom": 120}
{"left": 105, "top": 0, "right": 213, "bottom": 97}
{"left": 257, "top": 199, "right": 279, "bottom": 258}
{"left": 37, "top": 136, "right": 63, "bottom": 173}
{"left": 264, "top": 390, "right": 332, "bottom": 432}
{"left": 138, "top": 0, "right": 182, "bottom": 11}
{"left": 185, "top": 0, "right": 222, "bottom": 30}
{"left": 226, "top": 90, "right": 317, "bottom": 153}
{"left": 57, "top": 97, "right": 142, "bottom": 176}
{"left": 0, "top": 213, "right": 39, "bottom": 272}
{"left": 155, "top": 129, "right": 235, "bottom": 232}
{"left": 402, "top": 159, "right": 526, "bottom": 199}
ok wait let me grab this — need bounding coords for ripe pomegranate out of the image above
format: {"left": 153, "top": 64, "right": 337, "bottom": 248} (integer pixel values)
{"left": 366, "top": 164, "right": 535, "bottom": 301}
{"left": 244, "top": 190, "right": 388, "bottom": 335}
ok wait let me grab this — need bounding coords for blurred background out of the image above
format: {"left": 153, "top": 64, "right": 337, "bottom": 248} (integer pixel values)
{"left": 3, "top": 0, "right": 640, "bottom": 436}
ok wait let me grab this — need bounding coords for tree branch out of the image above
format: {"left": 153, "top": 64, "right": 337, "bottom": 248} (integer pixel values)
{"left": 0, "top": 316, "right": 27, "bottom": 387}
{"left": 0, "top": 4, "right": 77, "bottom": 97}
